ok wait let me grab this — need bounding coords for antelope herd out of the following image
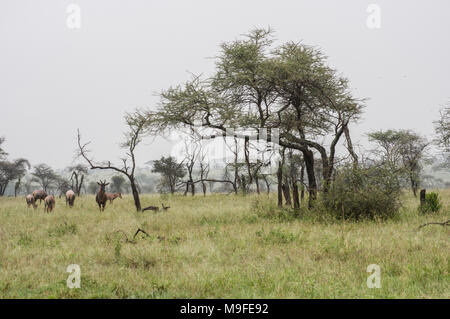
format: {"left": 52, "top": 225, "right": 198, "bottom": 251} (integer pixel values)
{"left": 25, "top": 180, "right": 169, "bottom": 213}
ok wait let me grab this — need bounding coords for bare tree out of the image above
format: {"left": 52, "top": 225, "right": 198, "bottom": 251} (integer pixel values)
{"left": 68, "top": 164, "right": 88, "bottom": 196}
{"left": 77, "top": 110, "right": 147, "bottom": 211}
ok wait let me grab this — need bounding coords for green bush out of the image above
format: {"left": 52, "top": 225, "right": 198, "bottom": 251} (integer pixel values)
{"left": 419, "top": 192, "right": 442, "bottom": 214}
{"left": 323, "top": 164, "right": 402, "bottom": 220}
{"left": 251, "top": 198, "right": 299, "bottom": 222}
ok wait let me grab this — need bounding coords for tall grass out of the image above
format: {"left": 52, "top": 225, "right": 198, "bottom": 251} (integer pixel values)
{"left": 0, "top": 190, "right": 448, "bottom": 298}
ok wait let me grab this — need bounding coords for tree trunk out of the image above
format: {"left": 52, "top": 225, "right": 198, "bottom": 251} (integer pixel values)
{"left": 292, "top": 181, "right": 300, "bottom": 210}
{"left": 78, "top": 175, "right": 84, "bottom": 196}
{"left": 255, "top": 176, "right": 260, "bottom": 195}
{"left": 300, "top": 164, "right": 305, "bottom": 202}
{"left": 183, "top": 182, "right": 189, "bottom": 196}
{"left": 282, "top": 182, "right": 291, "bottom": 206}
{"left": 130, "top": 179, "right": 141, "bottom": 212}
{"left": 277, "top": 160, "right": 283, "bottom": 207}
{"left": 264, "top": 176, "right": 270, "bottom": 195}
{"left": 410, "top": 173, "right": 418, "bottom": 197}
{"left": 202, "top": 182, "right": 206, "bottom": 196}
{"left": 420, "top": 189, "right": 426, "bottom": 207}
{"left": 344, "top": 125, "right": 358, "bottom": 166}
{"left": 241, "top": 174, "right": 247, "bottom": 195}
{"left": 302, "top": 149, "right": 317, "bottom": 208}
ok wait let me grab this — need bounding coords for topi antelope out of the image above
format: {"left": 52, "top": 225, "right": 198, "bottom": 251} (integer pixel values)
{"left": 26, "top": 194, "right": 37, "bottom": 208}
{"left": 44, "top": 195, "right": 56, "bottom": 213}
{"left": 66, "top": 190, "right": 76, "bottom": 207}
{"left": 105, "top": 192, "right": 122, "bottom": 204}
{"left": 33, "top": 190, "right": 47, "bottom": 204}
{"left": 95, "top": 180, "right": 109, "bottom": 212}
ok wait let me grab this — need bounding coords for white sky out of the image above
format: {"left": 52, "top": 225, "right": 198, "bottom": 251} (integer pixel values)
{"left": 1, "top": 0, "right": 449, "bottom": 169}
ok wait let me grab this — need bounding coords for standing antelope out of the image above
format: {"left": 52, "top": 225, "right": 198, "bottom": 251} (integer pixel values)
{"left": 26, "top": 194, "right": 37, "bottom": 208}
{"left": 44, "top": 195, "right": 56, "bottom": 213}
{"left": 105, "top": 192, "right": 122, "bottom": 204}
{"left": 66, "top": 190, "right": 76, "bottom": 207}
{"left": 95, "top": 180, "right": 109, "bottom": 212}
{"left": 32, "top": 190, "right": 47, "bottom": 204}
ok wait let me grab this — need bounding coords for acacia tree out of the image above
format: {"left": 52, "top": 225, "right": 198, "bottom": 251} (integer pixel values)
{"left": 0, "top": 158, "right": 30, "bottom": 196}
{"left": 368, "top": 129, "right": 429, "bottom": 196}
{"left": 151, "top": 156, "right": 186, "bottom": 194}
{"left": 31, "top": 163, "right": 59, "bottom": 193}
{"left": 77, "top": 110, "right": 147, "bottom": 211}
{"left": 87, "top": 181, "right": 98, "bottom": 195}
{"left": 111, "top": 175, "right": 126, "bottom": 193}
{"left": 143, "top": 28, "right": 363, "bottom": 208}
{"left": 55, "top": 177, "right": 71, "bottom": 198}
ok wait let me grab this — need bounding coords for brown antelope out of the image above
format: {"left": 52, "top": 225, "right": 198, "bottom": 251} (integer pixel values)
{"left": 44, "top": 195, "right": 55, "bottom": 213}
{"left": 95, "top": 180, "right": 109, "bottom": 212}
{"left": 161, "top": 203, "right": 170, "bottom": 211}
{"left": 26, "top": 194, "right": 36, "bottom": 208}
{"left": 32, "top": 190, "right": 47, "bottom": 204}
{"left": 105, "top": 192, "right": 122, "bottom": 204}
{"left": 66, "top": 190, "right": 76, "bottom": 207}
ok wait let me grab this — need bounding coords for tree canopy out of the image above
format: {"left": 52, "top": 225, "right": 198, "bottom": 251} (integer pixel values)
{"left": 141, "top": 28, "right": 364, "bottom": 205}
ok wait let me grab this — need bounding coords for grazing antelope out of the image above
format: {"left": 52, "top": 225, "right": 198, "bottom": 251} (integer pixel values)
{"left": 44, "top": 195, "right": 56, "bottom": 213}
{"left": 26, "top": 194, "right": 36, "bottom": 208}
{"left": 95, "top": 180, "right": 109, "bottom": 212}
{"left": 32, "top": 190, "right": 47, "bottom": 204}
{"left": 105, "top": 192, "right": 122, "bottom": 204}
{"left": 161, "top": 203, "right": 170, "bottom": 211}
{"left": 142, "top": 205, "right": 159, "bottom": 212}
{"left": 66, "top": 190, "right": 76, "bottom": 207}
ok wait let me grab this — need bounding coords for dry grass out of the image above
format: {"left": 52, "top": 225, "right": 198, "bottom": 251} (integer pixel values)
{"left": 0, "top": 190, "right": 448, "bottom": 298}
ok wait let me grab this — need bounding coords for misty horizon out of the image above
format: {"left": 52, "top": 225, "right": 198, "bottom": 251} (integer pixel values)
{"left": 1, "top": 0, "right": 449, "bottom": 169}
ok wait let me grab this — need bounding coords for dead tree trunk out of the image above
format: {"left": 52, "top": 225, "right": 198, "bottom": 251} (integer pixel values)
{"left": 300, "top": 163, "right": 305, "bottom": 202}
{"left": 292, "top": 181, "right": 300, "bottom": 209}
{"left": 420, "top": 189, "right": 426, "bottom": 207}
{"left": 277, "top": 160, "right": 283, "bottom": 207}
{"left": 282, "top": 182, "right": 291, "bottom": 206}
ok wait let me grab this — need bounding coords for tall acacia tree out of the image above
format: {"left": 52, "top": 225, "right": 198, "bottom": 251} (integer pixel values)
{"left": 31, "top": 163, "right": 59, "bottom": 192}
{"left": 77, "top": 110, "right": 147, "bottom": 211}
{"left": 368, "top": 129, "right": 429, "bottom": 196}
{"left": 143, "top": 28, "right": 363, "bottom": 207}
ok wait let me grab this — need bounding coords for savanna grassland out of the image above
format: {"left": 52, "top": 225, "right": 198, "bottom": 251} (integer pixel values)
{"left": 0, "top": 191, "right": 448, "bottom": 299}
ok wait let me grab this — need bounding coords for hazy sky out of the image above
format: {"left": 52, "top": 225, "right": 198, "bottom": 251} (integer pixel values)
{"left": 1, "top": 0, "right": 449, "bottom": 169}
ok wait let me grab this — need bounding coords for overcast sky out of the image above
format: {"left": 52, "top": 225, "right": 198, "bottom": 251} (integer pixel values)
{"left": 1, "top": 0, "right": 449, "bottom": 169}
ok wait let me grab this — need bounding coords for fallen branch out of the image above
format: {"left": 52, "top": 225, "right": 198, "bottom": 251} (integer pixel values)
{"left": 111, "top": 229, "right": 133, "bottom": 243}
{"left": 109, "top": 228, "right": 151, "bottom": 244}
{"left": 133, "top": 228, "right": 151, "bottom": 241}
{"left": 418, "top": 219, "right": 450, "bottom": 230}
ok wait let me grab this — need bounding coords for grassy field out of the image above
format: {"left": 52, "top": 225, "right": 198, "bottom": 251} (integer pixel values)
{"left": 0, "top": 190, "right": 448, "bottom": 298}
